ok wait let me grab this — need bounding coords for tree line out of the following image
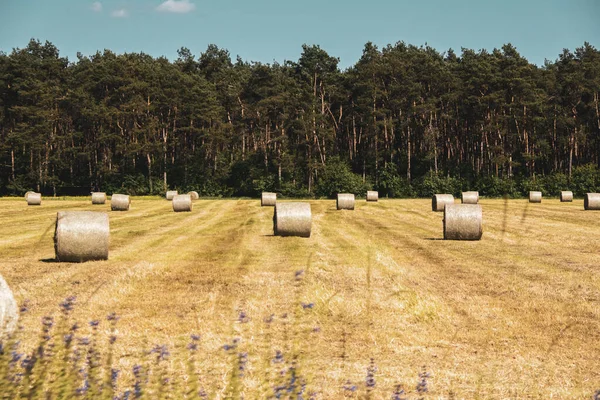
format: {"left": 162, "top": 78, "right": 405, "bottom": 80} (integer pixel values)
{"left": 0, "top": 39, "right": 599, "bottom": 197}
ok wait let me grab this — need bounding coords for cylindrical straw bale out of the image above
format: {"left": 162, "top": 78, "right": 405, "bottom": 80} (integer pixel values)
{"left": 461, "top": 191, "right": 479, "bottom": 204}
{"left": 584, "top": 193, "right": 600, "bottom": 210}
{"left": 172, "top": 194, "right": 193, "bottom": 212}
{"left": 91, "top": 192, "right": 107, "bottom": 204}
{"left": 273, "top": 202, "right": 312, "bottom": 238}
{"left": 444, "top": 204, "right": 483, "bottom": 240}
{"left": 25, "top": 191, "right": 34, "bottom": 200}
{"left": 111, "top": 194, "right": 130, "bottom": 211}
{"left": 0, "top": 274, "right": 18, "bottom": 336}
{"left": 560, "top": 191, "right": 573, "bottom": 202}
{"left": 366, "top": 191, "right": 379, "bottom": 202}
{"left": 166, "top": 190, "right": 178, "bottom": 200}
{"left": 27, "top": 193, "right": 41, "bottom": 206}
{"left": 54, "top": 211, "right": 109, "bottom": 262}
{"left": 432, "top": 194, "right": 454, "bottom": 212}
{"left": 261, "top": 192, "right": 277, "bottom": 207}
{"left": 336, "top": 193, "right": 355, "bottom": 210}
{"left": 188, "top": 191, "right": 199, "bottom": 200}
{"left": 529, "top": 191, "right": 542, "bottom": 203}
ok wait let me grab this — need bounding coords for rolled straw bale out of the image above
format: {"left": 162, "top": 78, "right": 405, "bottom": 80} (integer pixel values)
{"left": 261, "top": 192, "right": 277, "bottom": 207}
{"left": 91, "top": 192, "right": 107, "bottom": 205}
{"left": 27, "top": 192, "right": 41, "bottom": 206}
{"left": 461, "top": 191, "right": 479, "bottom": 204}
{"left": 336, "top": 193, "right": 355, "bottom": 210}
{"left": 366, "top": 191, "right": 379, "bottom": 202}
{"left": 111, "top": 194, "right": 130, "bottom": 211}
{"left": 273, "top": 202, "right": 312, "bottom": 238}
{"left": 172, "top": 194, "right": 193, "bottom": 212}
{"left": 432, "top": 194, "right": 454, "bottom": 212}
{"left": 188, "top": 191, "right": 199, "bottom": 200}
{"left": 560, "top": 191, "right": 573, "bottom": 202}
{"left": 529, "top": 191, "right": 542, "bottom": 203}
{"left": 584, "top": 193, "right": 600, "bottom": 210}
{"left": 0, "top": 274, "right": 18, "bottom": 337}
{"left": 54, "top": 211, "right": 109, "bottom": 262}
{"left": 24, "top": 191, "right": 34, "bottom": 200}
{"left": 443, "top": 204, "right": 483, "bottom": 240}
{"left": 166, "top": 190, "right": 178, "bottom": 200}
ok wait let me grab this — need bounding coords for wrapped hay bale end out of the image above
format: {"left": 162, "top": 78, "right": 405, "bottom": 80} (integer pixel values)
{"left": 166, "top": 190, "right": 178, "bottom": 200}
{"left": 584, "top": 193, "right": 600, "bottom": 210}
{"left": 24, "top": 191, "right": 34, "bottom": 201}
{"left": 461, "top": 191, "right": 479, "bottom": 204}
{"left": 0, "top": 274, "right": 18, "bottom": 337}
{"left": 111, "top": 194, "right": 130, "bottom": 211}
{"left": 273, "top": 202, "right": 312, "bottom": 237}
{"left": 172, "top": 194, "right": 193, "bottom": 212}
{"left": 54, "top": 211, "right": 109, "bottom": 262}
{"left": 261, "top": 192, "right": 277, "bottom": 207}
{"left": 91, "top": 192, "right": 107, "bottom": 205}
{"left": 27, "top": 193, "right": 42, "bottom": 206}
{"left": 432, "top": 194, "right": 454, "bottom": 212}
{"left": 188, "top": 191, "right": 199, "bottom": 200}
{"left": 560, "top": 191, "right": 573, "bottom": 202}
{"left": 444, "top": 204, "right": 483, "bottom": 240}
{"left": 529, "top": 191, "right": 542, "bottom": 203}
{"left": 336, "top": 193, "right": 355, "bottom": 210}
{"left": 366, "top": 191, "right": 379, "bottom": 202}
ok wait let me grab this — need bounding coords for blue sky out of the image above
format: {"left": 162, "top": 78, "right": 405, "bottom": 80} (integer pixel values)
{"left": 0, "top": 0, "right": 598, "bottom": 69}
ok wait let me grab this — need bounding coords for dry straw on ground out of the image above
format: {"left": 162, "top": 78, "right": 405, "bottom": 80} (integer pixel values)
{"left": 529, "top": 191, "right": 542, "bottom": 203}
{"left": 188, "top": 191, "right": 199, "bottom": 200}
{"left": 273, "top": 202, "right": 311, "bottom": 237}
{"left": 336, "top": 193, "right": 355, "bottom": 210}
{"left": 432, "top": 194, "right": 454, "bottom": 211}
{"left": 584, "top": 193, "right": 600, "bottom": 210}
{"left": 111, "top": 194, "right": 130, "bottom": 211}
{"left": 54, "top": 211, "right": 109, "bottom": 262}
{"left": 172, "top": 194, "right": 193, "bottom": 212}
{"left": 443, "top": 203, "right": 483, "bottom": 240}
{"left": 166, "top": 191, "right": 178, "bottom": 200}
{"left": 26, "top": 192, "right": 41, "bottom": 206}
{"left": 91, "top": 192, "right": 107, "bottom": 204}
{"left": 461, "top": 191, "right": 479, "bottom": 204}
{"left": 261, "top": 192, "right": 277, "bottom": 206}
{"left": 366, "top": 191, "right": 379, "bottom": 202}
{"left": 0, "top": 274, "right": 18, "bottom": 336}
{"left": 560, "top": 191, "right": 573, "bottom": 202}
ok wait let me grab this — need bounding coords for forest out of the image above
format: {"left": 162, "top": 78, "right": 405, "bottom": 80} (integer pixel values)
{"left": 0, "top": 39, "right": 599, "bottom": 197}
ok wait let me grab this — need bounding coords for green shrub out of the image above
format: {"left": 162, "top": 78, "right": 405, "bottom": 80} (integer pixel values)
{"left": 314, "top": 158, "right": 370, "bottom": 198}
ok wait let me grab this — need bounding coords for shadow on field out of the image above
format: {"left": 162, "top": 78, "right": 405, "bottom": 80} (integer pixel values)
{"left": 424, "top": 238, "right": 444, "bottom": 241}
{"left": 40, "top": 258, "right": 59, "bottom": 263}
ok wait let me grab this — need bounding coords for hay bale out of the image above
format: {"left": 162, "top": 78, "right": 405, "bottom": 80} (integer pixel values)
{"left": 111, "top": 194, "right": 130, "bottom": 211}
{"left": 91, "top": 192, "right": 107, "bottom": 205}
{"left": 54, "top": 211, "right": 109, "bottom": 262}
{"left": 172, "top": 194, "right": 193, "bottom": 212}
{"left": 529, "top": 191, "right": 542, "bottom": 203}
{"left": 444, "top": 204, "right": 483, "bottom": 240}
{"left": 273, "top": 202, "right": 311, "bottom": 237}
{"left": 188, "top": 191, "right": 199, "bottom": 200}
{"left": 461, "top": 191, "right": 479, "bottom": 204}
{"left": 166, "top": 190, "right": 178, "bottom": 200}
{"left": 24, "top": 191, "right": 34, "bottom": 200}
{"left": 366, "top": 191, "right": 379, "bottom": 202}
{"left": 0, "top": 274, "right": 18, "bottom": 337}
{"left": 560, "top": 191, "right": 573, "bottom": 202}
{"left": 584, "top": 193, "right": 600, "bottom": 210}
{"left": 261, "top": 192, "right": 277, "bottom": 207}
{"left": 27, "top": 192, "right": 41, "bottom": 206}
{"left": 432, "top": 194, "right": 454, "bottom": 212}
{"left": 336, "top": 193, "right": 355, "bottom": 210}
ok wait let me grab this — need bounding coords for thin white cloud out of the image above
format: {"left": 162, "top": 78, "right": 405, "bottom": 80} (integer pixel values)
{"left": 111, "top": 8, "right": 128, "bottom": 18}
{"left": 156, "top": 0, "right": 195, "bottom": 13}
{"left": 91, "top": 2, "right": 102, "bottom": 12}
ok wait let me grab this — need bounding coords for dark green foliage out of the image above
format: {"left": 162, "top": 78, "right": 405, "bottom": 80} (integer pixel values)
{"left": 314, "top": 158, "right": 370, "bottom": 198}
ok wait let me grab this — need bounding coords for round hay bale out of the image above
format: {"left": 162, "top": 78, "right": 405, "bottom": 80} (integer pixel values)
{"left": 166, "top": 190, "right": 178, "bottom": 200}
{"left": 444, "top": 204, "right": 483, "bottom": 240}
{"left": 24, "top": 191, "right": 34, "bottom": 200}
{"left": 91, "top": 192, "right": 107, "bottom": 205}
{"left": 0, "top": 274, "right": 18, "bottom": 337}
{"left": 111, "top": 194, "right": 130, "bottom": 211}
{"left": 27, "top": 192, "right": 41, "bottom": 206}
{"left": 560, "top": 191, "right": 573, "bottom": 202}
{"left": 336, "top": 193, "right": 355, "bottom": 210}
{"left": 432, "top": 194, "right": 454, "bottom": 212}
{"left": 188, "top": 191, "right": 199, "bottom": 200}
{"left": 273, "top": 202, "right": 311, "bottom": 238}
{"left": 54, "top": 211, "right": 109, "bottom": 262}
{"left": 261, "top": 192, "right": 277, "bottom": 207}
{"left": 461, "top": 191, "right": 479, "bottom": 204}
{"left": 172, "top": 194, "right": 193, "bottom": 212}
{"left": 529, "top": 191, "right": 542, "bottom": 203}
{"left": 366, "top": 191, "right": 379, "bottom": 202}
{"left": 584, "top": 193, "right": 600, "bottom": 210}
